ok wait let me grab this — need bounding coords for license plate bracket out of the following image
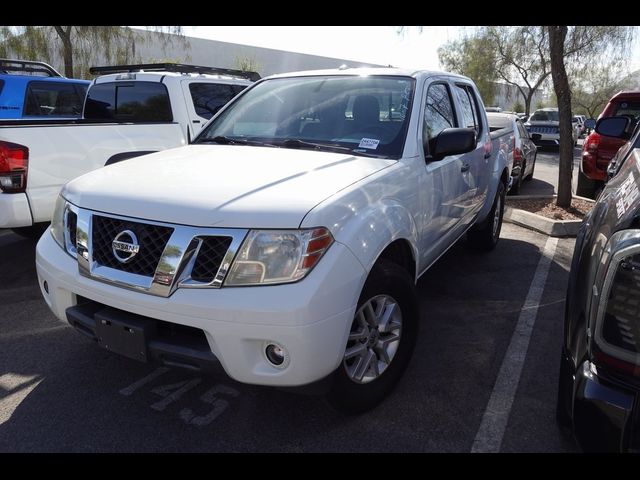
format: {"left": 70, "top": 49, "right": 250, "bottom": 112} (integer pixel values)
{"left": 94, "top": 308, "right": 156, "bottom": 363}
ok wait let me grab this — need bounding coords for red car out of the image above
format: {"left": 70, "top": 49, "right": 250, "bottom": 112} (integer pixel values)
{"left": 577, "top": 90, "right": 640, "bottom": 199}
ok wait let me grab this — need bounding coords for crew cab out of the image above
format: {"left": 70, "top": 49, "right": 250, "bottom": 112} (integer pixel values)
{"left": 578, "top": 90, "right": 640, "bottom": 199}
{"left": 0, "top": 58, "right": 89, "bottom": 120}
{"left": 0, "top": 63, "right": 256, "bottom": 237}
{"left": 557, "top": 115, "right": 640, "bottom": 451}
{"left": 35, "top": 68, "right": 509, "bottom": 412}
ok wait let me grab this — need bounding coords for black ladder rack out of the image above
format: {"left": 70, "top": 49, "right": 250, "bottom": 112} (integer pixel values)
{"left": 0, "top": 58, "right": 63, "bottom": 77}
{"left": 89, "top": 63, "right": 260, "bottom": 82}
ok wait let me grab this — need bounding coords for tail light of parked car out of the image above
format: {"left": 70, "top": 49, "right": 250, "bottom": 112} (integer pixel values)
{"left": 512, "top": 137, "right": 523, "bottom": 167}
{"left": 590, "top": 230, "right": 640, "bottom": 377}
{"left": 581, "top": 132, "right": 601, "bottom": 176}
{"left": 0, "top": 140, "right": 29, "bottom": 193}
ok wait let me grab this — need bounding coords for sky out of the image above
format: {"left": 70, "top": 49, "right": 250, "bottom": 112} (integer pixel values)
{"left": 180, "top": 26, "right": 467, "bottom": 70}
{"left": 178, "top": 26, "right": 640, "bottom": 72}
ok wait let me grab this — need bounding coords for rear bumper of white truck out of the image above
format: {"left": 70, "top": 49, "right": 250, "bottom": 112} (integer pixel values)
{"left": 36, "top": 230, "right": 368, "bottom": 387}
{"left": 0, "top": 193, "right": 32, "bottom": 228}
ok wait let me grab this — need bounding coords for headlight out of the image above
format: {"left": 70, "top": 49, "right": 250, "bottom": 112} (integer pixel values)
{"left": 224, "top": 227, "right": 334, "bottom": 286}
{"left": 50, "top": 194, "right": 66, "bottom": 248}
{"left": 50, "top": 194, "right": 77, "bottom": 257}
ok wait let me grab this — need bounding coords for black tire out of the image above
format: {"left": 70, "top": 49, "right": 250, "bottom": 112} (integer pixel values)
{"left": 576, "top": 170, "right": 601, "bottom": 200}
{"left": 509, "top": 165, "right": 524, "bottom": 195}
{"left": 467, "top": 181, "right": 505, "bottom": 252}
{"left": 524, "top": 152, "right": 536, "bottom": 181}
{"left": 556, "top": 351, "right": 573, "bottom": 431}
{"left": 326, "top": 259, "right": 418, "bottom": 414}
{"left": 11, "top": 223, "right": 47, "bottom": 240}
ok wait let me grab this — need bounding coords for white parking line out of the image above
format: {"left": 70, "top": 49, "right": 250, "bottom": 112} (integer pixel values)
{"left": 471, "top": 236, "right": 559, "bottom": 453}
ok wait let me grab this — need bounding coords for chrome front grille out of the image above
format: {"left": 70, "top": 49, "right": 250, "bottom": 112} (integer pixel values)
{"left": 528, "top": 126, "right": 559, "bottom": 134}
{"left": 92, "top": 215, "right": 174, "bottom": 277}
{"left": 71, "top": 206, "right": 248, "bottom": 297}
{"left": 190, "top": 236, "right": 233, "bottom": 283}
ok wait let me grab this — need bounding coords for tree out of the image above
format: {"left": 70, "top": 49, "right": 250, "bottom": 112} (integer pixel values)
{"left": 511, "top": 101, "right": 524, "bottom": 113}
{"left": 0, "top": 26, "right": 185, "bottom": 78}
{"left": 547, "top": 26, "right": 635, "bottom": 208}
{"left": 485, "top": 26, "right": 551, "bottom": 116}
{"left": 438, "top": 33, "right": 498, "bottom": 105}
{"left": 571, "top": 61, "right": 630, "bottom": 118}
{"left": 234, "top": 55, "right": 260, "bottom": 74}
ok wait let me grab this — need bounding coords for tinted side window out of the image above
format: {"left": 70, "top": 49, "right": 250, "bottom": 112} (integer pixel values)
{"left": 189, "top": 83, "right": 247, "bottom": 120}
{"left": 455, "top": 85, "right": 477, "bottom": 132}
{"left": 23, "top": 81, "right": 84, "bottom": 117}
{"left": 423, "top": 83, "right": 456, "bottom": 150}
{"left": 84, "top": 81, "right": 172, "bottom": 122}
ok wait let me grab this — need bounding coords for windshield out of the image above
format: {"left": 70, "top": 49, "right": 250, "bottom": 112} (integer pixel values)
{"left": 195, "top": 75, "right": 416, "bottom": 159}
{"left": 530, "top": 110, "right": 559, "bottom": 122}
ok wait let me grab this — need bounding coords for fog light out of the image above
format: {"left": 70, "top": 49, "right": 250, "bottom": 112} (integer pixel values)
{"left": 265, "top": 343, "right": 288, "bottom": 368}
{"left": 43, "top": 281, "right": 49, "bottom": 294}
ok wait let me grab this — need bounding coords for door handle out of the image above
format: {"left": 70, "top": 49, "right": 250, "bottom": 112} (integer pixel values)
{"left": 461, "top": 163, "right": 470, "bottom": 173}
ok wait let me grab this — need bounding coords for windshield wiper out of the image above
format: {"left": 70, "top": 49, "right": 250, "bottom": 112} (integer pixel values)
{"left": 196, "top": 136, "right": 275, "bottom": 147}
{"left": 278, "top": 138, "right": 353, "bottom": 153}
{"left": 197, "top": 136, "right": 248, "bottom": 145}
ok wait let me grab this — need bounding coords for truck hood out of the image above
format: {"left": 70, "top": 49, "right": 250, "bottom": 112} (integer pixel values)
{"left": 64, "top": 144, "right": 395, "bottom": 228}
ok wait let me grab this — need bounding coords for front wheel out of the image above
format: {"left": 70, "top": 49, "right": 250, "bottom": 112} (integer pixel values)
{"left": 467, "top": 181, "right": 505, "bottom": 251}
{"left": 326, "top": 259, "right": 418, "bottom": 413}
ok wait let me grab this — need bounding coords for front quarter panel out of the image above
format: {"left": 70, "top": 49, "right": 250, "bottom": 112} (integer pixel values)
{"left": 300, "top": 158, "right": 420, "bottom": 280}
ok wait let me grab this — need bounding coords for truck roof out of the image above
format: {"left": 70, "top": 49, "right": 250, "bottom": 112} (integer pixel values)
{"left": 610, "top": 90, "right": 640, "bottom": 101}
{"left": 93, "top": 71, "right": 254, "bottom": 85}
{"left": 0, "top": 74, "right": 90, "bottom": 85}
{"left": 264, "top": 67, "right": 471, "bottom": 82}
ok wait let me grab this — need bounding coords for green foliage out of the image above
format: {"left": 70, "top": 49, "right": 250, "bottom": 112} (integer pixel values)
{"left": 234, "top": 55, "right": 260, "bottom": 74}
{"left": 0, "top": 26, "right": 186, "bottom": 79}
{"left": 438, "top": 32, "right": 497, "bottom": 104}
{"left": 511, "top": 101, "right": 524, "bottom": 112}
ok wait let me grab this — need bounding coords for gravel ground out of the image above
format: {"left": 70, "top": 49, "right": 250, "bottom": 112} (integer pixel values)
{"left": 508, "top": 197, "right": 594, "bottom": 221}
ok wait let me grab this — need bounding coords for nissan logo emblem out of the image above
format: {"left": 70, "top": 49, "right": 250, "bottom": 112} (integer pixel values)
{"left": 112, "top": 230, "right": 140, "bottom": 263}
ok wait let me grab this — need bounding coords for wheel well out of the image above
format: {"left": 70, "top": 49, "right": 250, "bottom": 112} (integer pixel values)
{"left": 377, "top": 239, "right": 416, "bottom": 281}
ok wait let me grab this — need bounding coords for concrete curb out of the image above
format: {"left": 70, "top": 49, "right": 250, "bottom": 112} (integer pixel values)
{"left": 503, "top": 194, "right": 594, "bottom": 238}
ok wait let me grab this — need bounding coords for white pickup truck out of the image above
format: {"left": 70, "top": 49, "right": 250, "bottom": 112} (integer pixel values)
{"left": 0, "top": 63, "right": 256, "bottom": 237}
{"left": 36, "top": 68, "right": 508, "bottom": 412}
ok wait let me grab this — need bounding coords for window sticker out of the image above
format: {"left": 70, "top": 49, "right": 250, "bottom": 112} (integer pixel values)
{"left": 616, "top": 171, "right": 639, "bottom": 218}
{"left": 358, "top": 138, "right": 380, "bottom": 150}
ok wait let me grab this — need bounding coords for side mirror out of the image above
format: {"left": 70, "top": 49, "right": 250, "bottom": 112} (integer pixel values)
{"left": 429, "top": 128, "right": 476, "bottom": 161}
{"left": 584, "top": 118, "right": 596, "bottom": 130}
{"left": 595, "top": 116, "right": 631, "bottom": 139}
{"left": 530, "top": 133, "right": 542, "bottom": 141}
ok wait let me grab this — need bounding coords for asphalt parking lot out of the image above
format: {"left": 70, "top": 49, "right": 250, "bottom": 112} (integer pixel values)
{"left": 0, "top": 217, "right": 580, "bottom": 452}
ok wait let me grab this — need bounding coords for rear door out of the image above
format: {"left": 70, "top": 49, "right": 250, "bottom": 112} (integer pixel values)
{"left": 452, "top": 82, "right": 487, "bottom": 218}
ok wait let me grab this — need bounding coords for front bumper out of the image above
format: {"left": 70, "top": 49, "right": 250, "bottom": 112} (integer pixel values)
{"left": 573, "top": 360, "right": 637, "bottom": 451}
{"left": 36, "top": 230, "right": 367, "bottom": 387}
{"left": 0, "top": 192, "right": 33, "bottom": 228}
{"left": 531, "top": 134, "right": 560, "bottom": 147}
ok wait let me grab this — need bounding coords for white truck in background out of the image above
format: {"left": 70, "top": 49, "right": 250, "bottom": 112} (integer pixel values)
{"left": 0, "top": 63, "right": 256, "bottom": 237}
